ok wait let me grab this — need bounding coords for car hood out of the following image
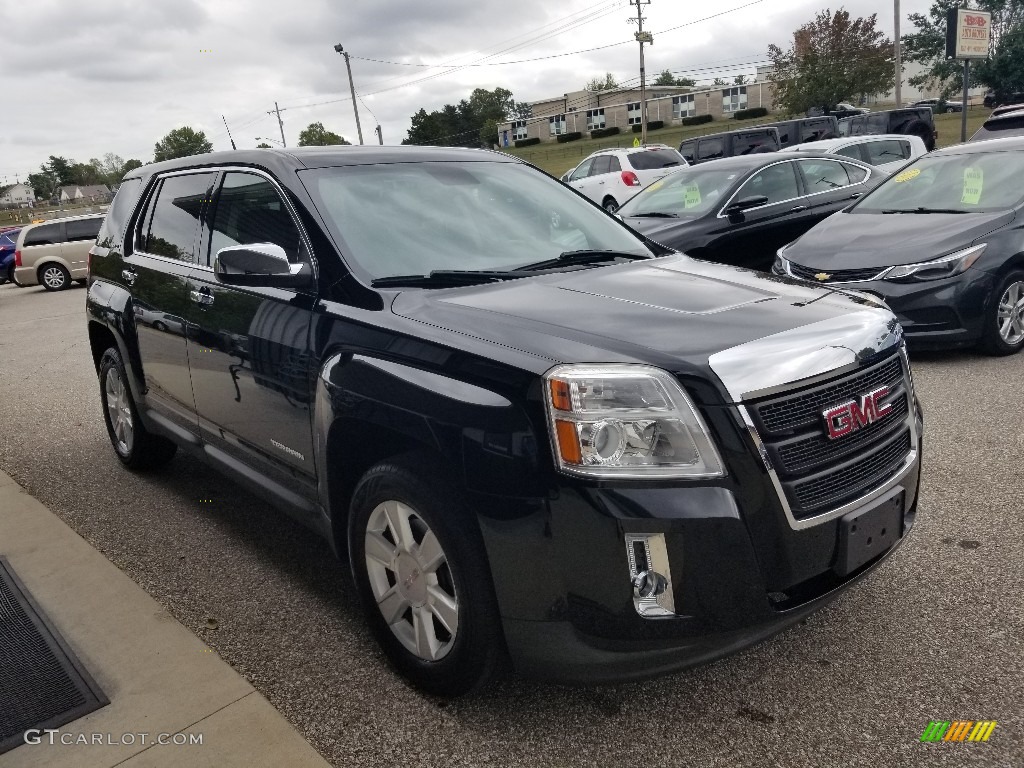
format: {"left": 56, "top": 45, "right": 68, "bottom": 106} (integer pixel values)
{"left": 391, "top": 254, "right": 899, "bottom": 403}
{"left": 786, "top": 209, "right": 1015, "bottom": 268}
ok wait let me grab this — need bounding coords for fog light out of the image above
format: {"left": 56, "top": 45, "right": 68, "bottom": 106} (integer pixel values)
{"left": 624, "top": 533, "right": 676, "bottom": 617}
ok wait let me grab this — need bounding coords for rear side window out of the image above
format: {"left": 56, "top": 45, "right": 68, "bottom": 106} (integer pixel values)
{"left": 697, "top": 138, "right": 724, "bottom": 160}
{"left": 843, "top": 163, "right": 869, "bottom": 183}
{"left": 836, "top": 145, "right": 865, "bottom": 161}
{"left": 97, "top": 178, "right": 143, "bottom": 249}
{"left": 140, "top": 173, "right": 216, "bottom": 262}
{"left": 627, "top": 149, "right": 684, "bottom": 170}
{"left": 735, "top": 133, "right": 778, "bottom": 154}
{"left": 591, "top": 156, "right": 614, "bottom": 175}
{"left": 864, "top": 139, "right": 909, "bottom": 165}
{"left": 678, "top": 142, "right": 696, "bottom": 163}
{"left": 23, "top": 223, "right": 65, "bottom": 247}
{"left": 66, "top": 217, "right": 103, "bottom": 242}
{"left": 208, "top": 172, "right": 302, "bottom": 264}
{"left": 797, "top": 159, "right": 852, "bottom": 190}
{"left": 974, "top": 113, "right": 1024, "bottom": 140}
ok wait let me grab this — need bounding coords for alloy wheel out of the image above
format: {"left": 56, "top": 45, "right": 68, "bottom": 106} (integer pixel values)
{"left": 104, "top": 367, "right": 135, "bottom": 454}
{"left": 997, "top": 280, "right": 1024, "bottom": 346}
{"left": 364, "top": 499, "right": 459, "bottom": 662}
{"left": 42, "top": 266, "right": 66, "bottom": 289}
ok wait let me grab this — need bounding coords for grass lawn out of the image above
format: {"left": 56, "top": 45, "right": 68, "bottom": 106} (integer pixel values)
{"left": 501, "top": 107, "right": 992, "bottom": 177}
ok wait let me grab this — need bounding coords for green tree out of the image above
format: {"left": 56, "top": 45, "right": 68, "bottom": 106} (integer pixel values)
{"left": 297, "top": 122, "right": 351, "bottom": 146}
{"left": 122, "top": 159, "right": 143, "bottom": 174}
{"left": 768, "top": 8, "right": 895, "bottom": 114}
{"left": 404, "top": 87, "right": 528, "bottom": 147}
{"left": 255, "top": 142, "right": 273, "bottom": 148}
{"left": 734, "top": 74, "right": 748, "bottom": 85}
{"left": 154, "top": 126, "right": 213, "bottom": 162}
{"left": 586, "top": 72, "right": 619, "bottom": 91}
{"left": 712, "top": 77, "right": 728, "bottom": 86}
{"left": 904, "top": 0, "right": 1024, "bottom": 98}
{"left": 654, "top": 69, "right": 677, "bottom": 85}
{"left": 27, "top": 171, "right": 58, "bottom": 201}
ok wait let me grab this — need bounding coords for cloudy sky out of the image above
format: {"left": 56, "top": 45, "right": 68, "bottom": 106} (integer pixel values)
{"left": 1, "top": 0, "right": 931, "bottom": 185}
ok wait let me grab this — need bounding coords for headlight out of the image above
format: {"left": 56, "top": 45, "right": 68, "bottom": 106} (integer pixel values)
{"left": 543, "top": 364, "right": 724, "bottom": 478}
{"left": 881, "top": 244, "right": 986, "bottom": 282}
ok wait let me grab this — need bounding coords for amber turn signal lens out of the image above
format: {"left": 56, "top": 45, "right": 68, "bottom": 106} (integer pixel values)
{"left": 554, "top": 419, "right": 582, "bottom": 464}
{"left": 550, "top": 379, "right": 572, "bottom": 411}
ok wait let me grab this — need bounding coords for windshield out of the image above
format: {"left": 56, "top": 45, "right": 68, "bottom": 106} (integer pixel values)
{"left": 617, "top": 166, "right": 744, "bottom": 218}
{"left": 299, "top": 161, "right": 653, "bottom": 280}
{"left": 854, "top": 150, "right": 1024, "bottom": 213}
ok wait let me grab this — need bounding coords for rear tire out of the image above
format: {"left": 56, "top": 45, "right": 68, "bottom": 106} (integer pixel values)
{"left": 39, "top": 263, "right": 70, "bottom": 291}
{"left": 99, "top": 347, "right": 178, "bottom": 469}
{"left": 348, "top": 454, "right": 504, "bottom": 696}
{"left": 979, "top": 270, "right": 1024, "bottom": 356}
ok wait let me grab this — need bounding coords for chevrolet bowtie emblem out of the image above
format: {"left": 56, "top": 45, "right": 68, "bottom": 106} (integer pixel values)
{"left": 814, "top": 272, "right": 831, "bottom": 281}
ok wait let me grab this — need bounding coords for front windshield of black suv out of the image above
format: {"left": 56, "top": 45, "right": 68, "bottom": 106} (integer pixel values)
{"left": 300, "top": 161, "right": 653, "bottom": 280}
{"left": 854, "top": 150, "right": 1024, "bottom": 213}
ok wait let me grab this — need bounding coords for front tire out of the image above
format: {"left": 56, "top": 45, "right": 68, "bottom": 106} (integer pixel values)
{"left": 39, "top": 263, "right": 70, "bottom": 291}
{"left": 979, "top": 270, "right": 1024, "bottom": 356}
{"left": 348, "top": 455, "right": 504, "bottom": 696}
{"left": 99, "top": 347, "right": 178, "bottom": 469}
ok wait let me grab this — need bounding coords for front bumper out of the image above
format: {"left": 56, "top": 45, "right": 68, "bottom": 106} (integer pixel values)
{"left": 781, "top": 268, "right": 998, "bottom": 349}
{"left": 475, "top": 416, "right": 922, "bottom": 684}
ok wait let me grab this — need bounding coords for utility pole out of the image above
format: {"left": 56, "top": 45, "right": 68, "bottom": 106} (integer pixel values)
{"left": 630, "top": 0, "right": 653, "bottom": 146}
{"left": 375, "top": 125, "right": 383, "bottom": 145}
{"left": 894, "top": 0, "right": 902, "bottom": 107}
{"left": 271, "top": 102, "right": 287, "bottom": 147}
{"left": 334, "top": 44, "right": 364, "bottom": 145}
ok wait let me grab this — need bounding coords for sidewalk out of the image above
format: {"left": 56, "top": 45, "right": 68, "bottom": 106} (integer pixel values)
{"left": 0, "top": 470, "right": 331, "bottom": 768}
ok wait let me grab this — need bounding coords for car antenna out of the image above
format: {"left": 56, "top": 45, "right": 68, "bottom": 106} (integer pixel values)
{"left": 222, "top": 115, "right": 237, "bottom": 150}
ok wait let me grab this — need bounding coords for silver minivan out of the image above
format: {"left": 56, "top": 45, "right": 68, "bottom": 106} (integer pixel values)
{"left": 13, "top": 214, "right": 104, "bottom": 290}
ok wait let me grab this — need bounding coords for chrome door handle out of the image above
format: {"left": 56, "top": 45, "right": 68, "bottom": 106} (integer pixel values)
{"left": 122, "top": 269, "right": 137, "bottom": 285}
{"left": 190, "top": 289, "right": 214, "bottom": 306}
{"left": 849, "top": 192, "right": 864, "bottom": 199}
{"left": 790, "top": 205, "right": 807, "bottom": 212}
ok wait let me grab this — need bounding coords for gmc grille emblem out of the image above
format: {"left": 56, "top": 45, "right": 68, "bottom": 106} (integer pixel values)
{"left": 823, "top": 386, "right": 893, "bottom": 440}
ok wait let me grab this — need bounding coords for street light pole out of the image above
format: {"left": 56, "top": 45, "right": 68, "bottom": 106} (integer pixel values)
{"left": 630, "top": 0, "right": 652, "bottom": 146}
{"left": 334, "top": 44, "right": 364, "bottom": 145}
{"left": 894, "top": 0, "right": 902, "bottom": 108}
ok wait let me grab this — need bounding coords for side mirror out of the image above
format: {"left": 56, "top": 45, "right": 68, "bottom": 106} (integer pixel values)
{"left": 724, "top": 195, "right": 769, "bottom": 219}
{"left": 214, "top": 243, "right": 312, "bottom": 288}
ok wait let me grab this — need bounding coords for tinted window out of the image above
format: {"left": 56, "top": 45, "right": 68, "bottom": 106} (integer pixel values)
{"left": 836, "top": 145, "right": 864, "bottom": 161}
{"left": 66, "top": 217, "right": 103, "bottom": 242}
{"left": 971, "top": 113, "right": 1024, "bottom": 141}
{"left": 797, "top": 159, "right": 851, "bottom": 190}
{"left": 142, "top": 173, "right": 215, "bottom": 261}
{"left": 606, "top": 156, "right": 621, "bottom": 172}
{"left": 627, "top": 149, "right": 684, "bottom": 170}
{"left": 697, "top": 138, "right": 724, "bottom": 160}
{"left": 23, "top": 223, "right": 64, "bottom": 247}
{"left": 678, "top": 142, "right": 696, "bottom": 163}
{"left": 209, "top": 172, "right": 302, "bottom": 265}
{"left": 591, "top": 156, "right": 614, "bottom": 175}
{"left": 97, "top": 178, "right": 143, "bottom": 249}
{"left": 843, "top": 163, "right": 869, "bottom": 183}
{"left": 734, "top": 132, "right": 778, "bottom": 154}
{"left": 864, "top": 139, "right": 909, "bottom": 165}
{"left": 737, "top": 162, "right": 799, "bottom": 204}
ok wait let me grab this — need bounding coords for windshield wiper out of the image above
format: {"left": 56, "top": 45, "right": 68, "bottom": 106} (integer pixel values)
{"left": 517, "top": 249, "right": 653, "bottom": 272}
{"left": 371, "top": 270, "right": 530, "bottom": 288}
{"left": 881, "top": 207, "right": 967, "bottom": 214}
{"left": 628, "top": 212, "right": 680, "bottom": 218}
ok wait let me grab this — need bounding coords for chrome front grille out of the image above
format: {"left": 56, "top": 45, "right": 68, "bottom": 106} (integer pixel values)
{"left": 748, "top": 352, "right": 914, "bottom": 521}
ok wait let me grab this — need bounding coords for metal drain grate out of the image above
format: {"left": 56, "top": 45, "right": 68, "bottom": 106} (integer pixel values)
{"left": 0, "top": 557, "right": 108, "bottom": 755}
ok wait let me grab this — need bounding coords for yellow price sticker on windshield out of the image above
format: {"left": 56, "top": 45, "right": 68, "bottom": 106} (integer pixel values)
{"left": 962, "top": 167, "right": 983, "bottom": 205}
{"left": 893, "top": 168, "right": 921, "bottom": 183}
{"left": 683, "top": 183, "right": 702, "bottom": 208}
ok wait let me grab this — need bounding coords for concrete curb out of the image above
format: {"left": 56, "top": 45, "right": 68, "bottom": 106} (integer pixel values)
{"left": 0, "top": 470, "right": 332, "bottom": 768}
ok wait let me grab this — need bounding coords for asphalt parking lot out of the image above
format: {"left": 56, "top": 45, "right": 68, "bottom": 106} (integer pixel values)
{"left": 1, "top": 282, "right": 1021, "bottom": 768}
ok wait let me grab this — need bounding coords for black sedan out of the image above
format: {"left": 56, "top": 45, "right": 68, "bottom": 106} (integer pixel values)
{"left": 776, "top": 136, "right": 1024, "bottom": 354}
{"left": 618, "top": 152, "right": 884, "bottom": 271}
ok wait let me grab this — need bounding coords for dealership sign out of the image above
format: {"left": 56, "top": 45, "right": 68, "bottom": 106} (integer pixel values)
{"left": 945, "top": 8, "right": 992, "bottom": 59}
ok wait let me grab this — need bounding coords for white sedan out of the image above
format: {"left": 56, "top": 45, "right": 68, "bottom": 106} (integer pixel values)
{"left": 780, "top": 134, "right": 927, "bottom": 174}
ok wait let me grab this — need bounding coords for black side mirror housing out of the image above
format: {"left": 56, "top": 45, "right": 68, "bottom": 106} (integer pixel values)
{"left": 725, "top": 195, "right": 769, "bottom": 220}
{"left": 214, "top": 243, "right": 312, "bottom": 288}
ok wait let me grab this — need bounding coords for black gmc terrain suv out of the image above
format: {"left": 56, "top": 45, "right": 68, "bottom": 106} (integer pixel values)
{"left": 86, "top": 147, "right": 923, "bottom": 695}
